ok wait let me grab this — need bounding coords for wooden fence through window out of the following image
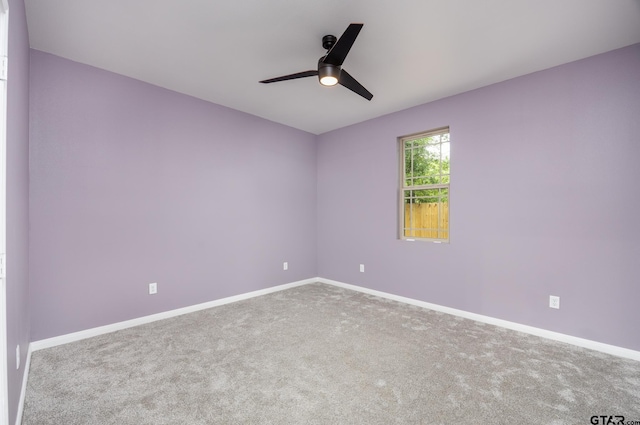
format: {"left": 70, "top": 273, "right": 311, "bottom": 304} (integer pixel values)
{"left": 404, "top": 202, "right": 449, "bottom": 239}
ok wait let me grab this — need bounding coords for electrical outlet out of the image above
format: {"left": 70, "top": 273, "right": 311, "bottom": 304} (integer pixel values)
{"left": 16, "top": 345, "right": 20, "bottom": 370}
{"left": 359, "top": 264, "right": 365, "bottom": 273}
{"left": 549, "top": 295, "right": 560, "bottom": 309}
{"left": 149, "top": 282, "right": 158, "bottom": 295}
{"left": 283, "top": 262, "right": 288, "bottom": 271}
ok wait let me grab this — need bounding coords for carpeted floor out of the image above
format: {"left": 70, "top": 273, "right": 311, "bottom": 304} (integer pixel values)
{"left": 22, "top": 283, "right": 640, "bottom": 424}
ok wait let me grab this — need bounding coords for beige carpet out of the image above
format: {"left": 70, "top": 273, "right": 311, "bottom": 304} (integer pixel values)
{"left": 22, "top": 283, "right": 640, "bottom": 424}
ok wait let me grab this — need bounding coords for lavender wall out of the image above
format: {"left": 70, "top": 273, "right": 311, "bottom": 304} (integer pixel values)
{"left": 27, "top": 41, "right": 640, "bottom": 355}
{"left": 6, "top": 0, "right": 31, "bottom": 423}
{"left": 317, "top": 44, "right": 640, "bottom": 351}
{"left": 29, "top": 50, "right": 317, "bottom": 341}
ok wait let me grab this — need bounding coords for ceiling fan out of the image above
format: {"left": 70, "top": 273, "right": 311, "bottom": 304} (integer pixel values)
{"left": 259, "top": 23, "right": 373, "bottom": 101}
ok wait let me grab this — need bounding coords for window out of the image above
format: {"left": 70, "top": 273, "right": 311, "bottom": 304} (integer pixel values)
{"left": 399, "top": 127, "right": 450, "bottom": 241}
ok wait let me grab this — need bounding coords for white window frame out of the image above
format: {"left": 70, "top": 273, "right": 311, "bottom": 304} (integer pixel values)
{"left": 398, "top": 127, "right": 450, "bottom": 243}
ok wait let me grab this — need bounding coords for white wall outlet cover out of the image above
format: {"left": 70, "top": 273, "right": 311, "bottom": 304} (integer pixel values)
{"left": 149, "top": 282, "right": 158, "bottom": 295}
{"left": 283, "top": 262, "right": 288, "bottom": 270}
{"left": 16, "top": 345, "right": 20, "bottom": 370}
{"left": 359, "top": 264, "right": 365, "bottom": 273}
{"left": 549, "top": 295, "right": 560, "bottom": 309}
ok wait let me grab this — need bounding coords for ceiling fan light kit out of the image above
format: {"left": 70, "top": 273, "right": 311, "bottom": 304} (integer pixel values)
{"left": 318, "top": 61, "right": 340, "bottom": 86}
{"left": 260, "top": 23, "right": 373, "bottom": 100}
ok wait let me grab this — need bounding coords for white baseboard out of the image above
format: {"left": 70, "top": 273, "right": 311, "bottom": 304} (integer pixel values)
{"left": 30, "top": 278, "right": 316, "bottom": 352}
{"left": 29, "top": 276, "right": 640, "bottom": 363}
{"left": 15, "top": 343, "right": 31, "bottom": 425}
{"left": 318, "top": 277, "right": 640, "bottom": 362}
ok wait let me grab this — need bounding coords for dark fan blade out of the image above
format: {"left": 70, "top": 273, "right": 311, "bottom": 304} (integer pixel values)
{"left": 339, "top": 69, "right": 373, "bottom": 100}
{"left": 259, "top": 70, "right": 318, "bottom": 84}
{"left": 324, "top": 23, "right": 363, "bottom": 66}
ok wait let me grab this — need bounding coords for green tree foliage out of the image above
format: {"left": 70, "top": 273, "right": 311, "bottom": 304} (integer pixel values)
{"left": 404, "top": 134, "right": 450, "bottom": 204}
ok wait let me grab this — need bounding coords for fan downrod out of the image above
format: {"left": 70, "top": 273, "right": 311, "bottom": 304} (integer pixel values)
{"left": 322, "top": 35, "right": 337, "bottom": 51}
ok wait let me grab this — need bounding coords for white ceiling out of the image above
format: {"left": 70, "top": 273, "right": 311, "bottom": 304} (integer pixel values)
{"left": 24, "top": 0, "right": 640, "bottom": 135}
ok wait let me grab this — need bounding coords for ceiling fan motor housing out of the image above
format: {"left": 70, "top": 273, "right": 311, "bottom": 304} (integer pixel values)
{"left": 322, "top": 34, "right": 337, "bottom": 50}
